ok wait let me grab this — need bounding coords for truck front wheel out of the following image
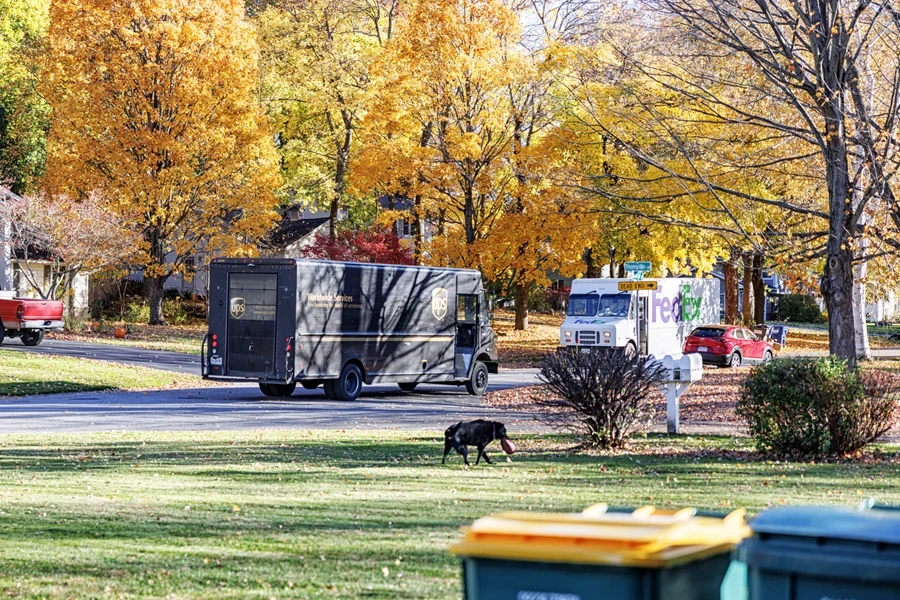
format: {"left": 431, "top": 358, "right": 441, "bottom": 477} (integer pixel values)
{"left": 465, "top": 362, "right": 489, "bottom": 396}
{"left": 326, "top": 364, "right": 362, "bottom": 401}
{"left": 20, "top": 329, "right": 44, "bottom": 347}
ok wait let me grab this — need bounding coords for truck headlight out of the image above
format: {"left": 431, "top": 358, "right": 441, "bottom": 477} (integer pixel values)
{"left": 604, "top": 331, "right": 611, "bottom": 338}
{"left": 564, "top": 331, "right": 571, "bottom": 337}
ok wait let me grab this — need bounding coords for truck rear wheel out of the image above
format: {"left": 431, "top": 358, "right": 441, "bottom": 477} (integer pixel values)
{"left": 465, "top": 362, "right": 489, "bottom": 396}
{"left": 20, "top": 329, "right": 44, "bottom": 347}
{"left": 327, "top": 364, "right": 362, "bottom": 401}
{"left": 259, "top": 382, "right": 296, "bottom": 397}
{"left": 0, "top": 328, "right": 4, "bottom": 345}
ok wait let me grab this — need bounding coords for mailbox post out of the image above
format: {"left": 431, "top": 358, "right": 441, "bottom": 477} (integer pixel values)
{"left": 658, "top": 353, "right": 703, "bottom": 434}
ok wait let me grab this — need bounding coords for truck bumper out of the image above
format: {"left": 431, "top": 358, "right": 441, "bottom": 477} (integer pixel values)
{"left": 3, "top": 320, "right": 64, "bottom": 330}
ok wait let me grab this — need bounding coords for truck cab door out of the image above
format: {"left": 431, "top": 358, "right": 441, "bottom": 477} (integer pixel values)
{"left": 638, "top": 295, "right": 649, "bottom": 356}
{"left": 455, "top": 293, "right": 478, "bottom": 377}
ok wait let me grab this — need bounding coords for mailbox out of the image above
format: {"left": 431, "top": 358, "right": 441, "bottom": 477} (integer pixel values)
{"left": 661, "top": 353, "right": 703, "bottom": 383}
{"left": 656, "top": 353, "right": 703, "bottom": 434}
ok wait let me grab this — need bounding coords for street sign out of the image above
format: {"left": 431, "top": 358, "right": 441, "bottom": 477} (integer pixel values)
{"left": 624, "top": 261, "right": 652, "bottom": 272}
{"left": 618, "top": 280, "right": 658, "bottom": 291}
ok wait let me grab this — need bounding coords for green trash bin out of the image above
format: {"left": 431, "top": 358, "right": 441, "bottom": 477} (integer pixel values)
{"left": 450, "top": 504, "right": 751, "bottom": 600}
{"left": 737, "top": 504, "right": 900, "bottom": 599}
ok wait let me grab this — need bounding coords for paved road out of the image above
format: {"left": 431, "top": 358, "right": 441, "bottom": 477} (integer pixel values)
{"left": 0, "top": 337, "right": 543, "bottom": 434}
{"left": 0, "top": 379, "right": 544, "bottom": 435}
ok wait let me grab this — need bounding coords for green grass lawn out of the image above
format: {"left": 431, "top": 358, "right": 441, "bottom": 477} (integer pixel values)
{"left": 0, "top": 429, "right": 898, "bottom": 599}
{"left": 0, "top": 350, "right": 203, "bottom": 396}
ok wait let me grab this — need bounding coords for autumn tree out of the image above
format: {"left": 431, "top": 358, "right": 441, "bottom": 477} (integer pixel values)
{"left": 42, "top": 0, "right": 281, "bottom": 325}
{"left": 297, "top": 226, "right": 414, "bottom": 264}
{"left": 569, "top": 0, "right": 900, "bottom": 361}
{"left": 0, "top": 0, "right": 49, "bottom": 194}
{"left": 353, "top": 0, "right": 597, "bottom": 329}
{"left": 257, "top": 0, "right": 398, "bottom": 234}
{"left": 0, "top": 189, "right": 138, "bottom": 312}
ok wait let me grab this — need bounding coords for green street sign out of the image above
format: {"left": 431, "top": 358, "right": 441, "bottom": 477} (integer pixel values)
{"left": 624, "top": 261, "right": 652, "bottom": 272}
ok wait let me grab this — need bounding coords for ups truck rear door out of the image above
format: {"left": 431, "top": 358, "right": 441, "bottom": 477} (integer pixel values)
{"left": 206, "top": 259, "right": 297, "bottom": 382}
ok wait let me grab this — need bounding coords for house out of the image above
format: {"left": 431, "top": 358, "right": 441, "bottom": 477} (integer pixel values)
{"left": 377, "top": 195, "right": 432, "bottom": 243}
{"left": 259, "top": 204, "right": 332, "bottom": 258}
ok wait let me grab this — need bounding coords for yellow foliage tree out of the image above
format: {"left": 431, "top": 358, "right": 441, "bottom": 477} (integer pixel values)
{"left": 354, "top": 0, "right": 597, "bottom": 328}
{"left": 256, "top": 0, "right": 396, "bottom": 233}
{"left": 42, "top": 0, "right": 281, "bottom": 324}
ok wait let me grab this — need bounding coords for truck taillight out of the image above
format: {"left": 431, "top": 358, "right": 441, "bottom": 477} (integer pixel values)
{"left": 211, "top": 333, "right": 218, "bottom": 348}
{"left": 16, "top": 305, "right": 24, "bottom": 319}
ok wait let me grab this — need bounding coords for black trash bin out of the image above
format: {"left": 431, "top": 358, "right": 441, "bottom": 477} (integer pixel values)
{"left": 738, "top": 504, "right": 900, "bottom": 599}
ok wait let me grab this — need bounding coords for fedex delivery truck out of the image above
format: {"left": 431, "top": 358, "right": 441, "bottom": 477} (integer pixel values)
{"left": 202, "top": 258, "right": 499, "bottom": 400}
{"left": 560, "top": 278, "right": 720, "bottom": 357}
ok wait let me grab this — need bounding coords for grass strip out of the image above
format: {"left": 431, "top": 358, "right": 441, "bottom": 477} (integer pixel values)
{"left": 0, "top": 429, "right": 897, "bottom": 599}
{"left": 0, "top": 350, "right": 202, "bottom": 396}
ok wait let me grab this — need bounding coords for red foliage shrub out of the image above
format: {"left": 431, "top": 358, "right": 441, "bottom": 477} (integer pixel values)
{"left": 298, "top": 227, "right": 415, "bottom": 265}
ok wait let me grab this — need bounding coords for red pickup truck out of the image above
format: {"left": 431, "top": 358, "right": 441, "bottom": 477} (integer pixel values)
{"left": 0, "top": 296, "right": 64, "bottom": 346}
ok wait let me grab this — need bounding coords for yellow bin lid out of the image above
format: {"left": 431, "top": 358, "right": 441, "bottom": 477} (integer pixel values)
{"left": 450, "top": 504, "right": 751, "bottom": 568}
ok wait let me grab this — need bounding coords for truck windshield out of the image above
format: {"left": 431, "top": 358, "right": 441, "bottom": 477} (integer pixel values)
{"left": 567, "top": 294, "right": 600, "bottom": 316}
{"left": 597, "top": 293, "right": 632, "bottom": 317}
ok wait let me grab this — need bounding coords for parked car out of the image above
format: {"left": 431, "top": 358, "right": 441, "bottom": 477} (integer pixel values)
{"left": 682, "top": 324, "right": 774, "bottom": 368}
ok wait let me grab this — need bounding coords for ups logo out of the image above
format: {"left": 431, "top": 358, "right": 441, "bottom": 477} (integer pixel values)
{"left": 431, "top": 288, "right": 448, "bottom": 320}
{"left": 230, "top": 297, "right": 246, "bottom": 319}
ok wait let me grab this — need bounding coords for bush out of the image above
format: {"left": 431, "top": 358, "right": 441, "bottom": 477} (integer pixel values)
{"left": 124, "top": 301, "right": 150, "bottom": 323}
{"left": 537, "top": 350, "right": 666, "bottom": 449}
{"left": 777, "top": 294, "right": 826, "bottom": 323}
{"left": 64, "top": 313, "right": 87, "bottom": 332}
{"left": 737, "top": 357, "right": 900, "bottom": 458}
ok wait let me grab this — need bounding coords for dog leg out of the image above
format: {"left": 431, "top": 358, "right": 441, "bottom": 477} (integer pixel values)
{"left": 442, "top": 439, "right": 453, "bottom": 464}
{"left": 475, "top": 446, "right": 485, "bottom": 465}
{"left": 482, "top": 451, "right": 493, "bottom": 464}
{"left": 459, "top": 445, "right": 470, "bottom": 466}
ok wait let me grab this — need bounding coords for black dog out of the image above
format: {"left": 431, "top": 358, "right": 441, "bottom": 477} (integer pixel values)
{"left": 442, "top": 419, "right": 508, "bottom": 466}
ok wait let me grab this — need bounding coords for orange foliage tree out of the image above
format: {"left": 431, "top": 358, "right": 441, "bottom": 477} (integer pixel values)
{"left": 41, "top": 0, "right": 280, "bottom": 324}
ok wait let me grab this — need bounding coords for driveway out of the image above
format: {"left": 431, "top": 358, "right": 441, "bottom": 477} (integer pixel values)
{"left": 0, "top": 337, "right": 543, "bottom": 434}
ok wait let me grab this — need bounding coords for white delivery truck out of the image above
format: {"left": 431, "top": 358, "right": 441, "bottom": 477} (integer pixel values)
{"left": 559, "top": 278, "right": 721, "bottom": 357}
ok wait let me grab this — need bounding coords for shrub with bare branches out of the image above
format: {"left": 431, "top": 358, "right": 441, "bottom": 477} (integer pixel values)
{"left": 537, "top": 349, "right": 666, "bottom": 449}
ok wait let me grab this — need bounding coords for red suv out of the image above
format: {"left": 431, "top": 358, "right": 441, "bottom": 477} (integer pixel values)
{"left": 682, "top": 325, "right": 775, "bottom": 368}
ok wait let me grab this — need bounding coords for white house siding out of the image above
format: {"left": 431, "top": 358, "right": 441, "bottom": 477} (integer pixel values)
{"left": 0, "top": 220, "right": 12, "bottom": 291}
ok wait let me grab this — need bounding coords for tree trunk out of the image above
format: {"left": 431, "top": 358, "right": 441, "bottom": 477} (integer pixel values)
{"left": 147, "top": 275, "right": 166, "bottom": 325}
{"left": 753, "top": 254, "right": 765, "bottom": 324}
{"left": 514, "top": 281, "right": 529, "bottom": 330}
{"left": 819, "top": 101, "right": 858, "bottom": 364}
{"left": 742, "top": 254, "right": 754, "bottom": 324}
{"left": 413, "top": 194, "right": 424, "bottom": 265}
{"left": 144, "top": 226, "right": 167, "bottom": 325}
{"left": 608, "top": 246, "right": 615, "bottom": 279}
{"left": 724, "top": 256, "right": 738, "bottom": 324}
{"left": 583, "top": 248, "right": 602, "bottom": 278}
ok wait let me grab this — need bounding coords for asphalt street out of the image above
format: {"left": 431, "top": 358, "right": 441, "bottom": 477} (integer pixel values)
{"left": 0, "top": 337, "right": 544, "bottom": 434}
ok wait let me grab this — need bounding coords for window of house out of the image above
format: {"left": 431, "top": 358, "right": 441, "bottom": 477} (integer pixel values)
{"left": 396, "top": 219, "right": 413, "bottom": 237}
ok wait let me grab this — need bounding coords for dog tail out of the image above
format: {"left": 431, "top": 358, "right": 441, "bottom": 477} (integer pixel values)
{"left": 445, "top": 421, "right": 463, "bottom": 438}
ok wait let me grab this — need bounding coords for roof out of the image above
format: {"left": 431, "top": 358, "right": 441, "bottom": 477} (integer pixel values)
{"left": 261, "top": 216, "right": 330, "bottom": 249}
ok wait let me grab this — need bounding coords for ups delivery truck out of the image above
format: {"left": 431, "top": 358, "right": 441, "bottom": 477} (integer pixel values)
{"left": 202, "top": 258, "right": 499, "bottom": 401}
